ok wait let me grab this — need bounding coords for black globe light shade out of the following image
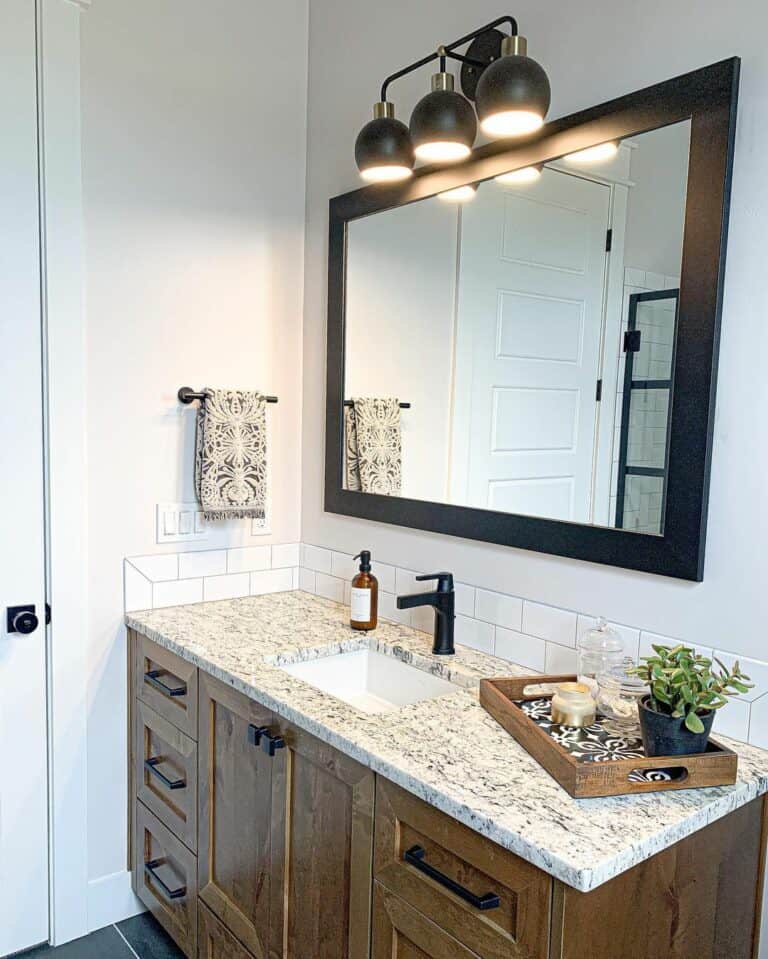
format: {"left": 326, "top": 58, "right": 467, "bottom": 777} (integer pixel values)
{"left": 355, "top": 102, "right": 415, "bottom": 183}
{"left": 409, "top": 73, "right": 477, "bottom": 163}
{"left": 475, "top": 35, "right": 551, "bottom": 138}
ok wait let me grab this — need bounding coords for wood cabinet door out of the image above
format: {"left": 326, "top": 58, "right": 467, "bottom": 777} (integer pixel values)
{"left": 199, "top": 902, "right": 255, "bottom": 959}
{"left": 372, "top": 883, "right": 480, "bottom": 959}
{"left": 269, "top": 721, "right": 375, "bottom": 959}
{"left": 198, "top": 672, "right": 276, "bottom": 959}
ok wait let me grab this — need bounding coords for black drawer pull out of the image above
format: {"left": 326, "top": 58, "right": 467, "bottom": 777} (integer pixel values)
{"left": 144, "top": 757, "right": 186, "bottom": 791}
{"left": 248, "top": 724, "right": 285, "bottom": 757}
{"left": 145, "top": 669, "right": 186, "bottom": 698}
{"left": 144, "top": 858, "right": 186, "bottom": 901}
{"left": 404, "top": 845, "right": 500, "bottom": 911}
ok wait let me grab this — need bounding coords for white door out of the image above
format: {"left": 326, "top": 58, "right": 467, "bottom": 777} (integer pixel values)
{"left": 0, "top": 1, "right": 50, "bottom": 953}
{"left": 450, "top": 170, "right": 610, "bottom": 522}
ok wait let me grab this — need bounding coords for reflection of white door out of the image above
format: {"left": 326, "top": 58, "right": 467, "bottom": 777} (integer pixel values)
{"left": 0, "top": 1, "right": 50, "bottom": 953}
{"left": 451, "top": 171, "right": 610, "bottom": 522}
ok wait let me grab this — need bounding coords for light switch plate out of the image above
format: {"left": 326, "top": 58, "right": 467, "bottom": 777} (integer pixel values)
{"left": 156, "top": 502, "right": 209, "bottom": 544}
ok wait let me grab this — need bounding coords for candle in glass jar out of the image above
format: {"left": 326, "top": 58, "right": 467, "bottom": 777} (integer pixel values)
{"left": 551, "top": 682, "right": 597, "bottom": 727}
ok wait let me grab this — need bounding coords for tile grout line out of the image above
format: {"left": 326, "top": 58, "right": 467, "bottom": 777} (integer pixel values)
{"left": 113, "top": 923, "right": 141, "bottom": 959}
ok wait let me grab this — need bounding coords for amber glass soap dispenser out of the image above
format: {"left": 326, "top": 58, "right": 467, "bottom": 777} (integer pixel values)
{"left": 350, "top": 550, "right": 378, "bottom": 630}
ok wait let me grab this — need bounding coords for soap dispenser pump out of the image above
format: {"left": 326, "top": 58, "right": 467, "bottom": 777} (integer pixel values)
{"left": 350, "top": 550, "right": 378, "bottom": 631}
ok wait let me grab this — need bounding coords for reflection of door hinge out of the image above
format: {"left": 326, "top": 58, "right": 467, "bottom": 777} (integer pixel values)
{"left": 595, "top": 379, "right": 602, "bottom": 401}
{"left": 623, "top": 330, "right": 642, "bottom": 352}
{"left": 605, "top": 229, "right": 613, "bottom": 252}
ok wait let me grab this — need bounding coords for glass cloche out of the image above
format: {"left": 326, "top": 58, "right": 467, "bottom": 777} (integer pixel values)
{"left": 577, "top": 617, "right": 625, "bottom": 696}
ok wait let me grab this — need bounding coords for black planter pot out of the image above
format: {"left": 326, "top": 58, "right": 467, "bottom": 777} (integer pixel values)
{"left": 638, "top": 696, "right": 715, "bottom": 757}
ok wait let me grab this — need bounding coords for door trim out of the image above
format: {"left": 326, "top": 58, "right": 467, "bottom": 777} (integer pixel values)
{"left": 37, "top": 0, "right": 90, "bottom": 944}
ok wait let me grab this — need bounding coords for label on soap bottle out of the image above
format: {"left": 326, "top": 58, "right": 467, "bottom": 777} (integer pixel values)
{"left": 351, "top": 587, "right": 372, "bottom": 622}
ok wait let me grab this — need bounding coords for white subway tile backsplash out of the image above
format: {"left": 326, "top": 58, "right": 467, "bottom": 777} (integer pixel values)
{"left": 298, "top": 567, "right": 316, "bottom": 593}
{"left": 523, "top": 602, "right": 577, "bottom": 647}
{"left": 331, "top": 551, "right": 358, "bottom": 581}
{"left": 227, "top": 545, "right": 271, "bottom": 573}
{"left": 124, "top": 563, "right": 152, "bottom": 612}
{"left": 203, "top": 573, "right": 250, "bottom": 602}
{"left": 638, "top": 631, "right": 712, "bottom": 662}
{"left": 712, "top": 651, "right": 768, "bottom": 702}
{"left": 375, "top": 562, "right": 396, "bottom": 594}
{"left": 494, "top": 627, "right": 546, "bottom": 672}
{"left": 748, "top": 695, "right": 768, "bottom": 750}
{"left": 302, "top": 544, "right": 332, "bottom": 574}
{"left": 315, "top": 572, "right": 345, "bottom": 603}
{"left": 455, "top": 583, "right": 475, "bottom": 617}
{"left": 271, "top": 543, "right": 300, "bottom": 569}
{"left": 179, "top": 549, "right": 227, "bottom": 579}
{"left": 410, "top": 605, "right": 435, "bottom": 635}
{"left": 544, "top": 642, "right": 578, "bottom": 674}
{"left": 378, "top": 591, "right": 410, "bottom": 626}
{"left": 454, "top": 615, "right": 494, "bottom": 654}
{"left": 395, "top": 568, "right": 431, "bottom": 596}
{"left": 712, "top": 696, "right": 751, "bottom": 743}
{"left": 475, "top": 589, "right": 522, "bottom": 631}
{"left": 153, "top": 578, "right": 203, "bottom": 609}
{"left": 131, "top": 553, "right": 179, "bottom": 582}
{"left": 250, "top": 567, "right": 294, "bottom": 596}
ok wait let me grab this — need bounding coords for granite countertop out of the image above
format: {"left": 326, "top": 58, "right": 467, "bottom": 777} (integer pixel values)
{"left": 126, "top": 590, "right": 768, "bottom": 893}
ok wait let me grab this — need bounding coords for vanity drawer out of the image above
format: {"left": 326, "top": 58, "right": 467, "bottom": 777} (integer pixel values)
{"left": 135, "top": 633, "right": 198, "bottom": 738}
{"left": 198, "top": 902, "right": 255, "bottom": 959}
{"left": 374, "top": 779, "right": 551, "bottom": 959}
{"left": 372, "top": 883, "right": 481, "bottom": 959}
{"left": 133, "top": 800, "right": 198, "bottom": 958}
{"left": 134, "top": 700, "right": 197, "bottom": 852}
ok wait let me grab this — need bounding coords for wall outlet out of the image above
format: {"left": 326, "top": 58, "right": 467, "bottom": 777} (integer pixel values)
{"left": 156, "top": 502, "right": 209, "bottom": 544}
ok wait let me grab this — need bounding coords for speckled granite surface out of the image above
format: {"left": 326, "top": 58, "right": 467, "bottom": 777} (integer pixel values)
{"left": 126, "top": 590, "right": 768, "bottom": 892}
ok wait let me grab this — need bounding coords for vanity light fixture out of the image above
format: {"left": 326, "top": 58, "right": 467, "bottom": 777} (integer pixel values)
{"left": 438, "top": 184, "right": 477, "bottom": 202}
{"left": 495, "top": 163, "right": 543, "bottom": 184}
{"left": 354, "top": 15, "right": 551, "bottom": 182}
{"left": 563, "top": 141, "right": 620, "bottom": 165}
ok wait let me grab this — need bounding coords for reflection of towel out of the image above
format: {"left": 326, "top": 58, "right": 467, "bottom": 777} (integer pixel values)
{"left": 344, "top": 397, "right": 402, "bottom": 495}
{"left": 195, "top": 389, "right": 267, "bottom": 520}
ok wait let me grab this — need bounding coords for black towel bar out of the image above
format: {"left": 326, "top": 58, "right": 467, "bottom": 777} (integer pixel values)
{"left": 178, "top": 387, "right": 278, "bottom": 405}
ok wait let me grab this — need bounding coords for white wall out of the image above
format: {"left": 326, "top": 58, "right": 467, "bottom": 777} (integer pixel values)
{"left": 302, "top": 0, "right": 768, "bottom": 664}
{"left": 80, "top": 0, "right": 308, "bottom": 894}
{"left": 345, "top": 199, "right": 458, "bottom": 501}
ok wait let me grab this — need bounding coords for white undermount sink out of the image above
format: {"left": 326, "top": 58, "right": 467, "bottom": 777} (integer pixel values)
{"left": 279, "top": 649, "right": 458, "bottom": 714}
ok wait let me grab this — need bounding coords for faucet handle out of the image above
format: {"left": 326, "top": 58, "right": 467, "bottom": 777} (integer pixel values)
{"left": 415, "top": 572, "right": 454, "bottom": 592}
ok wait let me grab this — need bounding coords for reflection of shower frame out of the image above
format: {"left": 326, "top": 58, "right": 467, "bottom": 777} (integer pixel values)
{"left": 615, "top": 289, "right": 680, "bottom": 532}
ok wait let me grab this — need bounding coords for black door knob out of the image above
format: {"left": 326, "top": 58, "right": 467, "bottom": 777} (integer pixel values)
{"left": 6, "top": 605, "right": 39, "bottom": 635}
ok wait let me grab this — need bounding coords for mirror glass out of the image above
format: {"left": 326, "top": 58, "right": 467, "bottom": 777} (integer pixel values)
{"left": 344, "top": 120, "right": 691, "bottom": 534}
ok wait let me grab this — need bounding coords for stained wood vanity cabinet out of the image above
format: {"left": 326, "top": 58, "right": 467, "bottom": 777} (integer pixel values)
{"left": 128, "top": 630, "right": 766, "bottom": 959}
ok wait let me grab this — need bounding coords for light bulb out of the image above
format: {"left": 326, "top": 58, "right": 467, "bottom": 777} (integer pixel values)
{"left": 480, "top": 110, "right": 544, "bottom": 138}
{"left": 359, "top": 165, "right": 413, "bottom": 183}
{"left": 414, "top": 141, "right": 472, "bottom": 163}
{"left": 495, "top": 165, "right": 542, "bottom": 185}
{"left": 438, "top": 185, "right": 477, "bottom": 202}
{"left": 564, "top": 141, "right": 619, "bottom": 165}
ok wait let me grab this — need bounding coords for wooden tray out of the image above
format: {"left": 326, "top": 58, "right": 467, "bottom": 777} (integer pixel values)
{"left": 479, "top": 674, "right": 738, "bottom": 798}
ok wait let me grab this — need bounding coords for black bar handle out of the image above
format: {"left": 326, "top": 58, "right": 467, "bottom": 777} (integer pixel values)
{"left": 178, "top": 387, "right": 278, "bottom": 405}
{"left": 144, "top": 859, "right": 186, "bottom": 901}
{"left": 344, "top": 399, "right": 411, "bottom": 409}
{"left": 144, "top": 669, "right": 187, "bottom": 699}
{"left": 144, "top": 757, "right": 186, "bottom": 791}
{"left": 403, "top": 845, "right": 500, "bottom": 911}
{"left": 248, "top": 724, "right": 285, "bottom": 757}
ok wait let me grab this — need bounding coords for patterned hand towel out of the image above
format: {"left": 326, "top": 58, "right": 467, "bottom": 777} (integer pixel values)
{"left": 344, "top": 397, "right": 402, "bottom": 496}
{"left": 195, "top": 389, "right": 267, "bottom": 520}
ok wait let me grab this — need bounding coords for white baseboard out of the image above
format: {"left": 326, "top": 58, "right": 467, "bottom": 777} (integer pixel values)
{"left": 87, "top": 870, "right": 145, "bottom": 932}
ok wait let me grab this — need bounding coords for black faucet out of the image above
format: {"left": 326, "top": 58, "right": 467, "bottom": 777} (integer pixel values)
{"left": 397, "top": 573, "right": 455, "bottom": 655}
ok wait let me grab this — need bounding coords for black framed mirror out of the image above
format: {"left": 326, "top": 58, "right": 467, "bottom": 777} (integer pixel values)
{"left": 325, "top": 59, "right": 739, "bottom": 581}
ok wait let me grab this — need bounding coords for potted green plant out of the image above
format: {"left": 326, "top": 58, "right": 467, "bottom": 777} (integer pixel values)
{"left": 631, "top": 644, "right": 752, "bottom": 756}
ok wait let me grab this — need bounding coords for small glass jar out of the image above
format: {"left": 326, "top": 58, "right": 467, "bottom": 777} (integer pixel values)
{"left": 596, "top": 659, "right": 648, "bottom": 727}
{"left": 551, "top": 682, "right": 597, "bottom": 727}
{"left": 577, "top": 617, "right": 625, "bottom": 696}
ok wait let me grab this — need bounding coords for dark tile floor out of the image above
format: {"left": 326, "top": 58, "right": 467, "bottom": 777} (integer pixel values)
{"left": 17, "top": 914, "right": 183, "bottom": 959}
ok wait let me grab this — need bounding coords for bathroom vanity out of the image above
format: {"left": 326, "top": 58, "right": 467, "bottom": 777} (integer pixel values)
{"left": 126, "top": 591, "right": 768, "bottom": 959}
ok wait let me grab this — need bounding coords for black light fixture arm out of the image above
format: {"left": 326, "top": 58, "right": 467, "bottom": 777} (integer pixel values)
{"left": 379, "top": 14, "right": 518, "bottom": 101}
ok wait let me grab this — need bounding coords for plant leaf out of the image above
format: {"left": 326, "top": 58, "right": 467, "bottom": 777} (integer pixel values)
{"left": 684, "top": 711, "right": 706, "bottom": 734}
